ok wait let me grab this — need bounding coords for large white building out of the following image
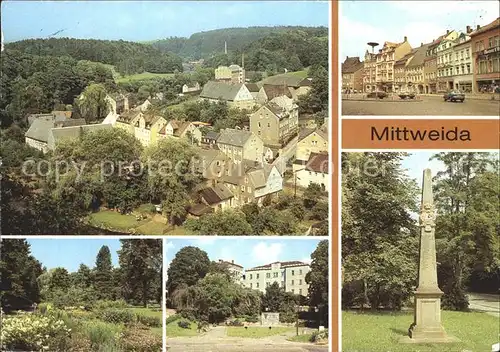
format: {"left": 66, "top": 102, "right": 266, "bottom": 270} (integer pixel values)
{"left": 244, "top": 261, "right": 310, "bottom": 296}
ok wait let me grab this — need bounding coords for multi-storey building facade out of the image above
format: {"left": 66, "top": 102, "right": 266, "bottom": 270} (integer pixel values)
{"left": 436, "top": 30, "right": 460, "bottom": 92}
{"left": 394, "top": 51, "right": 415, "bottom": 91}
{"left": 217, "top": 259, "right": 244, "bottom": 283}
{"left": 470, "top": 18, "right": 500, "bottom": 93}
{"left": 216, "top": 128, "right": 264, "bottom": 165}
{"left": 249, "top": 101, "right": 298, "bottom": 148}
{"left": 215, "top": 65, "right": 245, "bottom": 84}
{"left": 363, "top": 51, "right": 377, "bottom": 92}
{"left": 375, "top": 37, "right": 412, "bottom": 92}
{"left": 405, "top": 43, "right": 430, "bottom": 93}
{"left": 451, "top": 28, "right": 474, "bottom": 92}
{"left": 244, "top": 261, "right": 310, "bottom": 296}
{"left": 342, "top": 56, "right": 364, "bottom": 92}
{"left": 423, "top": 37, "right": 443, "bottom": 94}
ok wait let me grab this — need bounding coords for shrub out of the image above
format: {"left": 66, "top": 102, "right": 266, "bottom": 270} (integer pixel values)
{"left": 165, "top": 314, "right": 180, "bottom": 325}
{"left": 137, "top": 203, "right": 156, "bottom": 214}
{"left": 136, "top": 314, "right": 161, "bottom": 328}
{"left": 37, "top": 302, "right": 53, "bottom": 315}
{"left": 245, "top": 315, "right": 259, "bottom": 323}
{"left": 279, "top": 310, "right": 296, "bottom": 324}
{"left": 310, "top": 329, "right": 328, "bottom": 343}
{"left": 177, "top": 320, "right": 191, "bottom": 329}
{"left": 82, "top": 320, "right": 123, "bottom": 350}
{"left": 93, "top": 299, "right": 128, "bottom": 311}
{"left": 227, "top": 319, "right": 244, "bottom": 326}
{"left": 0, "top": 313, "right": 71, "bottom": 351}
{"left": 178, "top": 308, "right": 197, "bottom": 321}
{"left": 121, "top": 327, "right": 162, "bottom": 352}
{"left": 99, "top": 308, "right": 136, "bottom": 325}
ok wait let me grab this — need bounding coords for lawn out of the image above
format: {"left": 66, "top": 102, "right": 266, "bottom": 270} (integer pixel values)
{"left": 88, "top": 210, "right": 149, "bottom": 231}
{"left": 128, "top": 307, "right": 162, "bottom": 319}
{"left": 342, "top": 310, "right": 499, "bottom": 352}
{"left": 116, "top": 72, "right": 175, "bottom": 83}
{"left": 226, "top": 326, "right": 294, "bottom": 338}
{"left": 166, "top": 320, "right": 199, "bottom": 337}
{"left": 135, "top": 221, "right": 168, "bottom": 235}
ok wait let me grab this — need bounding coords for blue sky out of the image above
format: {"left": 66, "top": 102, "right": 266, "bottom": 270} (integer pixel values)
{"left": 165, "top": 238, "right": 325, "bottom": 270}
{"left": 27, "top": 239, "right": 122, "bottom": 272}
{"left": 340, "top": 1, "right": 499, "bottom": 59}
{"left": 1, "top": 1, "right": 329, "bottom": 43}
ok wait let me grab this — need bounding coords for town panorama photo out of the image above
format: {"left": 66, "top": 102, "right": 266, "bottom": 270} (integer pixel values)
{"left": 1, "top": 1, "right": 330, "bottom": 236}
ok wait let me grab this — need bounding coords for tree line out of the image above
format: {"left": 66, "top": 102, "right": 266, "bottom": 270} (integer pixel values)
{"left": 341, "top": 152, "right": 499, "bottom": 311}
{"left": 5, "top": 38, "right": 183, "bottom": 76}
{"left": 151, "top": 26, "right": 328, "bottom": 62}
{"left": 0, "top": 239, "right": 162, "bottom": 312}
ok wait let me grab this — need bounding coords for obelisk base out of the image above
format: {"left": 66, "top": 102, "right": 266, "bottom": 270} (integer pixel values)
{"left": 400, "top": 290, "right": 460, "bottom": 344}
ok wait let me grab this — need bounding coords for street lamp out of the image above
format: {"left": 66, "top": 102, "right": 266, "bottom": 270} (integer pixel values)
{"left": 294, "top": 173, "right": 301, "bottom": 198}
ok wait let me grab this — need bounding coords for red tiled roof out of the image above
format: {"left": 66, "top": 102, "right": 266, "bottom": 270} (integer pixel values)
{"left": 306, "top": 152, "right": 329, "bottom": 174}
{"left": 470, "top": 18, "right": 500, "bottom": 37}
{"left": 247, "top": 261, "right": 309, "bottom": 271}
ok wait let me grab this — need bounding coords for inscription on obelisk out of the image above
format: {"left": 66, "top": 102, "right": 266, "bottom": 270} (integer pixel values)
{"left": 403, "top": 169, "right": 458, "bottom": 343}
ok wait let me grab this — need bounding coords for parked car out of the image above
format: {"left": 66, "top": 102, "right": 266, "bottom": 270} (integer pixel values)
{"left": 367, "top": 91, "right": 387, "bottom": 99}
{"left": 443, "top": 90, "right": 465, "bottom": 102}
{"left": 398, "top": 93, "right": 416, "bottom": 99}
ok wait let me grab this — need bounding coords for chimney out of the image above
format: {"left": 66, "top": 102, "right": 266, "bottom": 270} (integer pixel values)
{"left": 231, "top": 260, "right": 234, "bottom": 264}
{"left": 476, "top": 25, "right": 480, "bottom": 30}
{"left": 421, "top": 42, "right": 423, "bottom": 47}
{"left": 446, "top": 30, "right": 450, "bottom": 35}
{"left": 404, "top": 36, "right": 408, "bottom": 42}
{"left": 466, "top": 25, "right": 471, "bottom": 33}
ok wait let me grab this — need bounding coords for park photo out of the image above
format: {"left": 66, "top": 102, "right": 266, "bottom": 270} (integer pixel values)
{"left": 165, "top": 238, "right": 329, "bottom": 352}
{"left": 0, "top": 238, "right": 163, "bottom": 351}
{"left": 341, "top": 1, "right": 500, "bottom": 116}
{"left": 341, "top": 151, "right": 499, "bottom": 351}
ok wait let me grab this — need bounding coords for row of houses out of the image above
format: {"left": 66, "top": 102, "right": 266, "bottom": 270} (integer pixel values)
{"left": 216, "top": 259, "right": 311, "bottom": 296}
{"left": 342, "top": 17, "right": 500, "bottom": 94}
{"left": 199, "top": 75, "right": 312, "bottom": 110}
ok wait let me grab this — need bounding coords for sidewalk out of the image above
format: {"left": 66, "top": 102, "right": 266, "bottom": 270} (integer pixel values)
{"left": 420, "top": 93, "right": 500, "bottom": 101}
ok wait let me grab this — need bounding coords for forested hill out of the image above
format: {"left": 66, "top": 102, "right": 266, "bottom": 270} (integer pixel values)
{"left": 151, "top": 26, "right": 328, "bottom": 63}
{"left": 5, "top": 38, "right": 183, "bottom": 75}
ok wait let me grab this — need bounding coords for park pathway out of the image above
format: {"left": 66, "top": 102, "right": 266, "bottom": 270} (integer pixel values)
{"left": 468, "top": 293, "right": 500, "bottom": 318}
{"left": 167, "top": 326, "right": 328, "bottom": 352}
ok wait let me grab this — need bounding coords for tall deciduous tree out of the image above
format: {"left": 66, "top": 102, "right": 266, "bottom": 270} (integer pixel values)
{"left": 119, "top": 239, "right": 162, "bottom": 306}
{"left": 94, "top": 245, "right": 114, "bottom": 300}
{"left": 432, "top": 152, "right": 499, "bottom": 309}
{"left": 166, "top": 246, "right": 210, "bottom": 299}
{"left": 0, "top": 239, "right": 43, "bottom": 311}
{"left": 77, "top": 83, "right": 110, "bottom": 121}
{"left": 341, "top": 152, "right": 419, "bottom": 310}
{"left": 306, "top": 240, "right": 329, "bottom": 307}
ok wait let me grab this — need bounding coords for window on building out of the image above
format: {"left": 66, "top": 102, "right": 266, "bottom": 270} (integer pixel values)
{"left": 299, "top": 279, "right": 302, "bottom": 285}
{"left": 273, "top": 272, "right": 278, "bottom": 278}
{"left": 250, "top": 274, "right": 252, "bottom": 279}
{"left": 256, "top": 283, "right": 259, "bottom": 288}
{"left": 267, "top": 123, "right": 270, "bottom": 128}
{"left": 493, "top": 58, "right": 500, "bottom": 73}
{"left": 250, "top": 283, "right": 253, "bottom": 288}
{"left": 266, "top": 282, "right": 270, "bottom": 287}
{"left": 291, "top": 280, "right": 294, "bottom": 285}
{"left": 256, "top": 274, "right": 259, "bottom": 279}
{"left": 489, "top": 37, "right": 494, "bottom": 48}
{"left": 281, "top": 281, "right": 285, "bottom": 287}
{"left": 299, "top": 269, "right": 303, "bottom": 275}
{"left": 291, "top": 270, "right": 295, "bottom": 276}
{"left": 291, "top": 289, "right": 295, "bottom": 293}
{"left": 299, "top": 289, "right": 302, "bottom": 295}
{"left": 266, "top": 273, "right": 271, "bottom": 278}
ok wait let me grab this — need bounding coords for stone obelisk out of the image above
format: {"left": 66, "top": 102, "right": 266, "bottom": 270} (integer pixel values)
{"left": 403, "top": 169, "right": 458, "bottom": 343}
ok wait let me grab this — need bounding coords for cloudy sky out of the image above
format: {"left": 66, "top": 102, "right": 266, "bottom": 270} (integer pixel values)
{"left": 165, "top": 238, "right": 324, "bottom": 271}
{"left": 1, "top": 1, "right": 329, "bottom": 43}
{"left": 340, "top": 0, "right": 498, "bottom": 60}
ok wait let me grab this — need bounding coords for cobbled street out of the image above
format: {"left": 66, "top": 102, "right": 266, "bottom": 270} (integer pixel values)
{"left": 342, "top": 95, "right": 500, "bottom": 116}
